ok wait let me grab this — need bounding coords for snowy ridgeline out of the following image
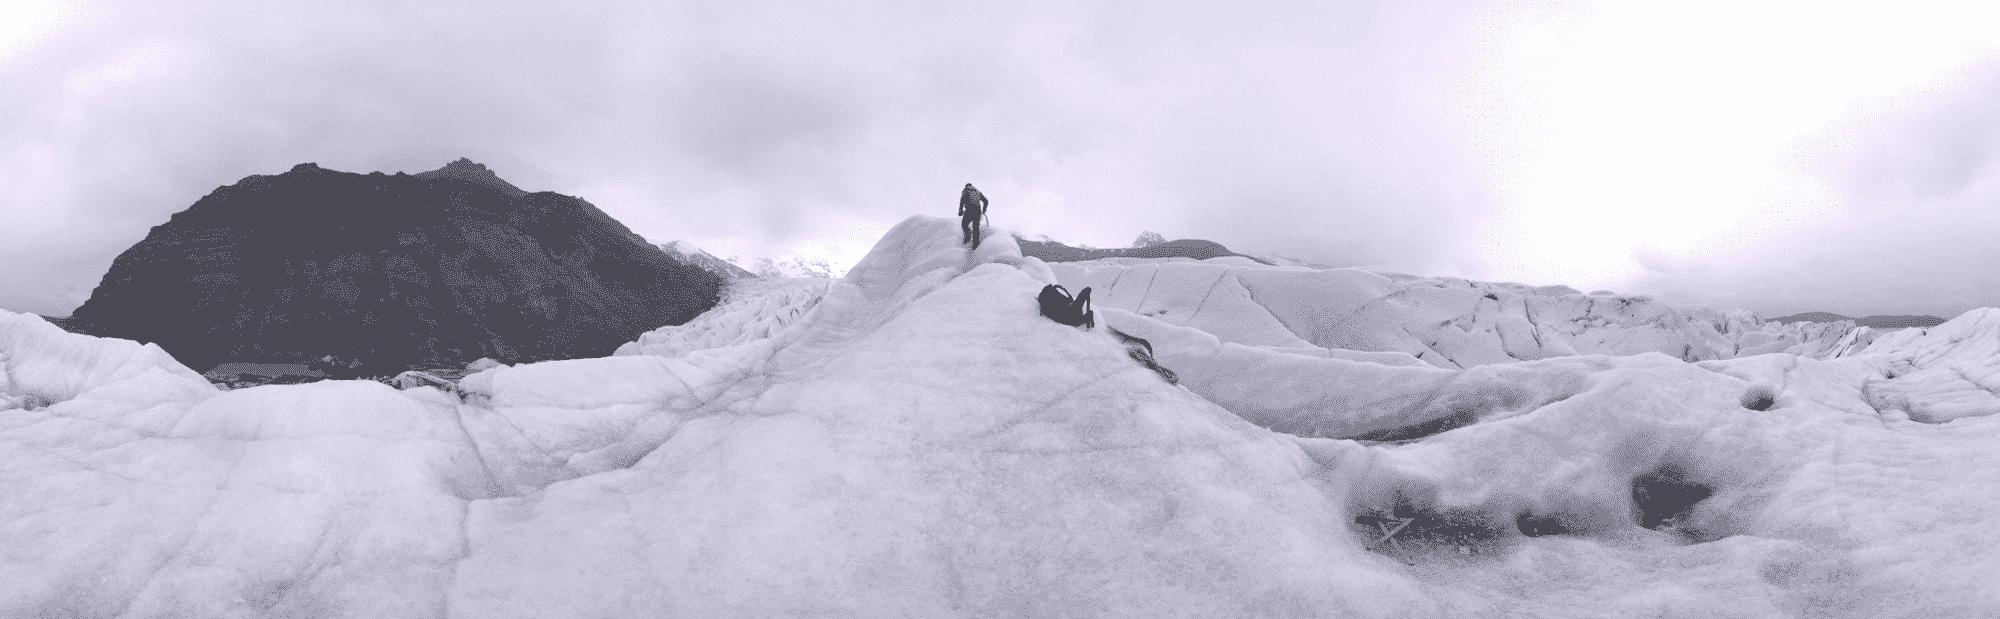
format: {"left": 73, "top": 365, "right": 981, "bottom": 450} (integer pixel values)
{"left": 656, "top": 240, "right": 844, "bottom": 279}
{"left": 667, "top": 246, "right": 1881, "bottom": 369}
{"left": 1054, "top": 256, "right": 1880, "bottom": 367}
{"left": 2, "top": 215, "right": 1999, "bottom": 617}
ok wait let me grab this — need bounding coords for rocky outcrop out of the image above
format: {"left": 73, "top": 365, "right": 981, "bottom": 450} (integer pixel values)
{"left": 202, "top": 362, "right": 326, "bottom": 389}
{"left": 67, "top": 159, "right": 723, "bottom": 376}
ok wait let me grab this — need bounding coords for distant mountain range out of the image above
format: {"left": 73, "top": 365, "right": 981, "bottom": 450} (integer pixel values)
{"left": 657, "top": 241, "right": 758, "bottom": 279}
{"left": 61, "top": 159, "right": 723, "bottom": 376}
{"left": 1769, "top": 312, "right": 1948, "bottom": 329}
{"left": 654, "top": 243, "right": 845, "bottom": 279}
{"left": 1014, "top": 235, "right": 1274, "bottom": 265}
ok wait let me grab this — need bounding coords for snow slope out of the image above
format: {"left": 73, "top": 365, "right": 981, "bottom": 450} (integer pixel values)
{"left": 2, "top": 215, "right": 1997, "bottom": 617}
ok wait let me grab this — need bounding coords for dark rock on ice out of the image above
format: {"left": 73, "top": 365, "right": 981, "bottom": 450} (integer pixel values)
{"left": 203, "top": 362, "right": 327, "bottom": 389}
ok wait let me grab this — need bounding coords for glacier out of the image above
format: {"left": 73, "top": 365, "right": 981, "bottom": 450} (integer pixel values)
{"left": 1, "top": 215, "right": 1996, "bottom": 617}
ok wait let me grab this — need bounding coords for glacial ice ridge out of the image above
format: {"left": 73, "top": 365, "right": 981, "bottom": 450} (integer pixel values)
{"left": 1, "top": 215, "right": 1997, "bottom": 617}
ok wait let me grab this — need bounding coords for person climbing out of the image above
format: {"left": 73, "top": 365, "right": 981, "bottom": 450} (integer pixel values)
{"left": 959, "top": 183, "right": 988, "bottom": 248}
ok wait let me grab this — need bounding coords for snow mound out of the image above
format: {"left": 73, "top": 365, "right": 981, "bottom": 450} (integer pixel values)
{"left": 1854, "top": 308, "right": 2000, "bottom": 423}
{"left": 3, "top": 216, "right": 1999, "bottom": 617}
{"left": 0, "top": 311, "right": 215, "bottom": 411}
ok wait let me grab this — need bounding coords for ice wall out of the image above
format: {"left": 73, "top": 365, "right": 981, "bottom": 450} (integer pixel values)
{"left": 2, "top": 217, "right": 1998, "bottom": 617}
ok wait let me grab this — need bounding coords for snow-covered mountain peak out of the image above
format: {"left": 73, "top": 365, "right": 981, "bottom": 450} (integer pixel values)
{"left": 652, "top": 240, "right": 849, "bottom": 279}
{"left": 656, "top": 240, "right": 758, "bottom": 279}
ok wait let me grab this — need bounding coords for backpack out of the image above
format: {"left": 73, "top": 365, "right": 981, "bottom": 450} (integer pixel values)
{"left": 960, "top": 187, "right": 986, "bottom": 215}
{"left": 1037, "top": 284, "right": 1094, "bottom": 329}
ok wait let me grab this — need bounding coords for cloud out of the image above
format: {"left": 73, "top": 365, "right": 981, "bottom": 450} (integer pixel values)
{"left": 28, "top": 1, "right": 1992, "bottom": 323}
{"left": 1617, "top": 57, "right": 2000, "bottom": 319}
{"left": 1799, "top": 58, "right": 2000, "bottom": 205}
{"left": 0, "top": 4, "right": 638, "bottom": 312}
{"left": 1629, "top": 245, "right": 1686, "bottom": 275}
{"left": 1, "top": 1, "right": 1522, "bottom": 317}
{"left": 668, "top": 65, "right": 867, "bottom": 175}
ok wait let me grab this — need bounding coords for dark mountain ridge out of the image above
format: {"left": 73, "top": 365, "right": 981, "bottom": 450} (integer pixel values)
{"left": 1769, "top": 312, "right": 1948, "bottom": 329}
{"left": 67, "top": 159, "right": 723, "bottom": 376}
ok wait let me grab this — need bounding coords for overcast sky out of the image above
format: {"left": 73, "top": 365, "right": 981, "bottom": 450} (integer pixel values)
{"left": 4, "top": 1, "right": 1999, "bottom": 319}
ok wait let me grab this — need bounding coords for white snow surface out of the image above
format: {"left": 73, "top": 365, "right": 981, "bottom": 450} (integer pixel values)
{"left": 1049, "top": 259, "right": 1879, "bottom": 368}
{"left": 2, "top": 215, "right": 1997, "bottom": 617}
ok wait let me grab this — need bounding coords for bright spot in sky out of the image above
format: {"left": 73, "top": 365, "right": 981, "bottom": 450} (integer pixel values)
{"left": 0, "top": 2, "right": 73, "bottom": 62}
{"left": 1473, "top": 1, "right": 2000, "bottom": 289}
